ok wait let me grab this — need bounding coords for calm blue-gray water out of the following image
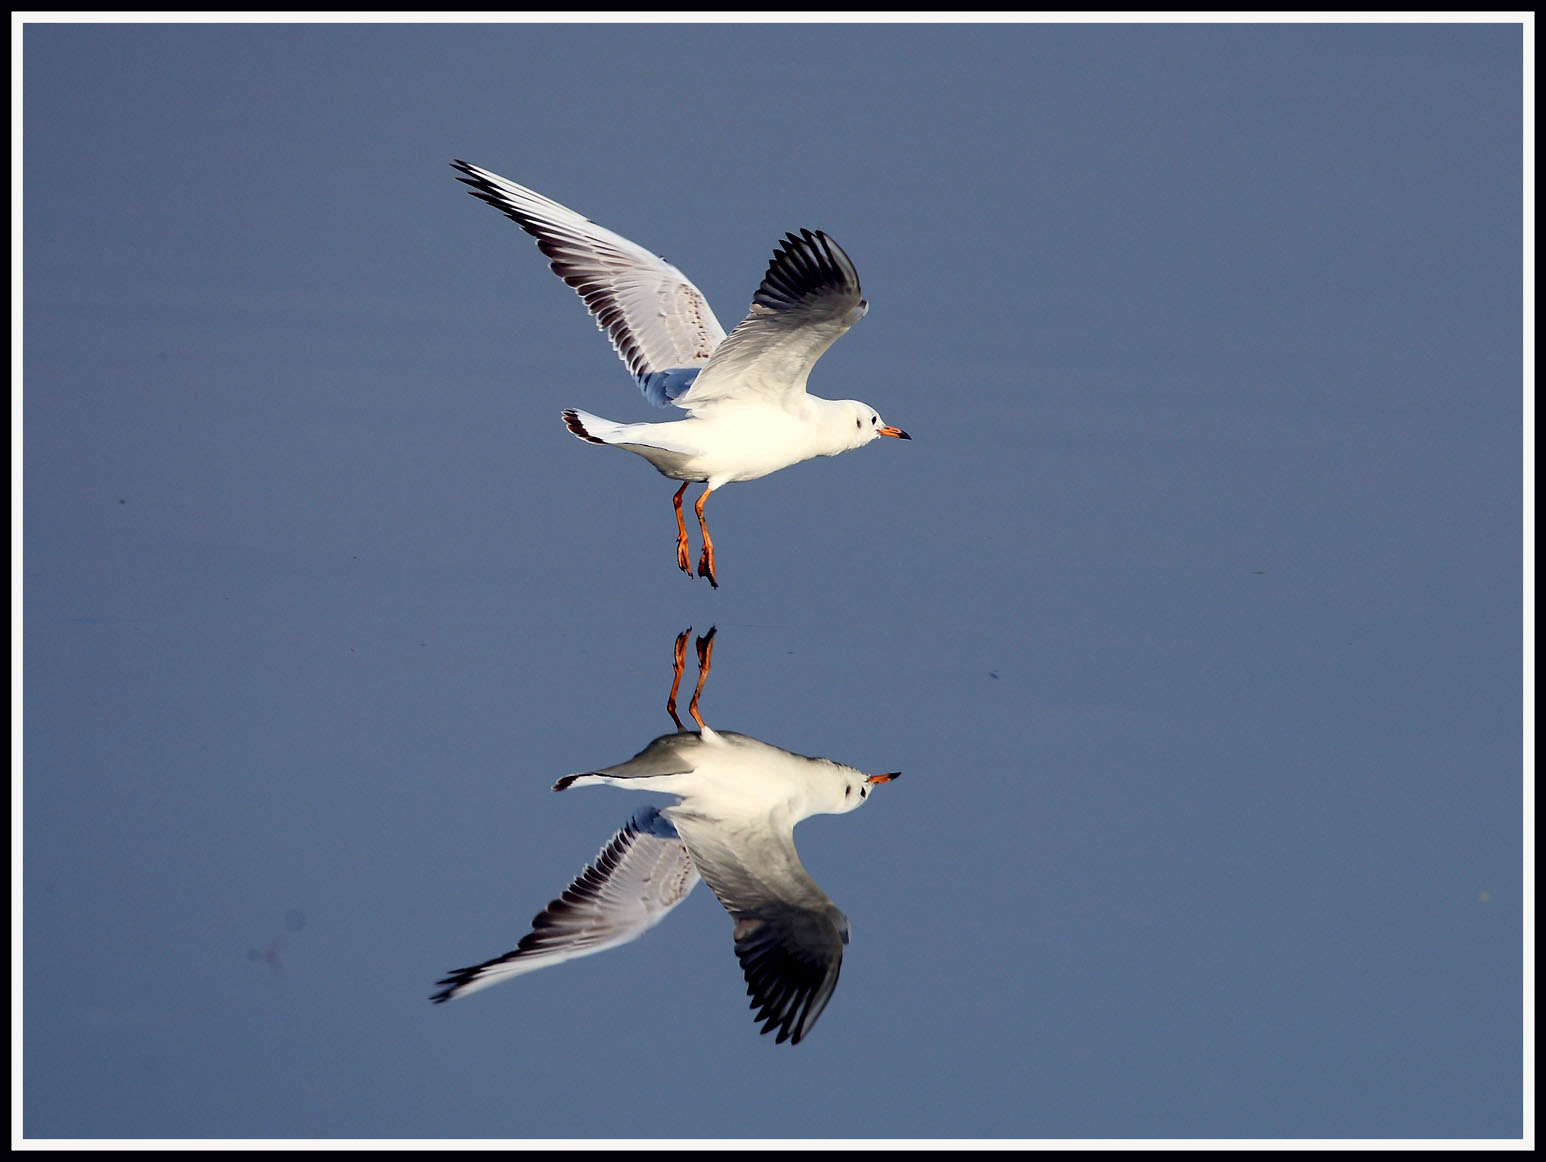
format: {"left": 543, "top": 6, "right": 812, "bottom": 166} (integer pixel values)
{"left": 21, "top": 20, "right": 1525, "bottom": 1142}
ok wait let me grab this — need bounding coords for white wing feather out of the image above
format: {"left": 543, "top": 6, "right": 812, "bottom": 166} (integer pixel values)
{"left": 678, "top": 228, "right": 868, "bottom": 411}
{"left": 430, "top": 806, "right": 699, "bottom": 1002}
{"left": 451, "top": 160, "right": 727, "bottom": 405}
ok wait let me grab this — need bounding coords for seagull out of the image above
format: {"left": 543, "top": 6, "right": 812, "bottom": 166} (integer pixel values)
{"left": 450, "top": 160, "right": 910, "bottom": 588}
{"left": 431, "top": 627, "right": 900, "bottom": 1045}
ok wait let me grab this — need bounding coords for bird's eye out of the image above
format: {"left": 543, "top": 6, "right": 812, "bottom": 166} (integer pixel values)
{"left": 871, "top": 415, "right": 878, "bottom": 425}
{"left": 860, "top": 787, "right": 868, "bottom": 799}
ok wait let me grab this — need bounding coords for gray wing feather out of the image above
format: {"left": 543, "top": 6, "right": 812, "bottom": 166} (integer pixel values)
{"left": 668, "top": 810, "right": 849, "bottom": 1045}
{"left": 552, "top": 731, "right": 705, "bottom": 791}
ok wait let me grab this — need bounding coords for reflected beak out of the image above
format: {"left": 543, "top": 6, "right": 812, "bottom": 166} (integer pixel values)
{"left": 865, "top": 772, "right": 901, "bottom": 785}
{"left": 878, "top": 425, "right": 911, "bottom": 440}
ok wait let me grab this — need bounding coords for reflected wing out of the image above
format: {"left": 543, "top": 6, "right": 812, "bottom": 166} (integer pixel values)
{"left": 669, "top": 810, "right": 849, "bottom": 1045}
{"left": 677, "top": 229, "right": 867, "bottom": 412}
{"left": 551, "top": 731, "right": 703, "bottom": 792}
{"left": 430, "top": 806, "right": 699, "bottom": 1002}
{"left": 451, "top": 160, "right": 728, "bottom": 407}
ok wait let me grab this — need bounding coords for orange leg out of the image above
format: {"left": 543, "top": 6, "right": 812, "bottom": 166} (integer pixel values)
{"left": 694, "top": 488, "right": 718, "bottom": 588}
{"left": 688, "top": 626, "right": 717, "bottom": 730}
{"left": 666, "top": 626, "right": 691, "bottom": 731}
{"left": 671, "top": 482, "right": 692, "bottom": 576}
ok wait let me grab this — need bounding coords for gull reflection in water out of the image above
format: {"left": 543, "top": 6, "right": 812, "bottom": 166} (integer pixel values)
{"left": 431, "top": 627, "right": 900, "bottom": 1044}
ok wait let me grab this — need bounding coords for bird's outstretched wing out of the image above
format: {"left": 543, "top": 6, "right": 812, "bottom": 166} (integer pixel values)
{"left": 678, "top": 228, "right": 868, "bottom": 412}
{"left": 551, "top": 731, "right": 703, "bottom": 792}
{"left": 451, "top": 160, "right": 728, "bottom": 407}
{"left": 430, "top": 806, "right": 699, "bottom": 1002}
{"left": 669, "top": 809, "right": 849, "bottom": 1045}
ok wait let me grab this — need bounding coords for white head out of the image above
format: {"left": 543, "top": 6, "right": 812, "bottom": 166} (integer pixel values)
{"left": 824, "top": 764, "right": 901, "bottom": 816}
{"left": 834, "top": 399, "right": 911, "bottom": 451}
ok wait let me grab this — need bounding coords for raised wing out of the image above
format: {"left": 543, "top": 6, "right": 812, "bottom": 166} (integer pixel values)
{"left": 451, "top": 160, "right": 728, "bottom": 407}
{"left": 430, "top": 806, "right": 699, "bottom": 1002}
{"left": 678, "top": 229, "right": 868, "bottom": 412}
{"left": 669, "top": 809, "right": 849, "bottom": 1045}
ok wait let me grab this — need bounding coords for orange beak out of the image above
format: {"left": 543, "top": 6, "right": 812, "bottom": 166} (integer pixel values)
{"left": 878, "top": 425, "right": 910, "bottom": 440}
{"left": 865, "top": 772, "right": 901, "bottom": 785}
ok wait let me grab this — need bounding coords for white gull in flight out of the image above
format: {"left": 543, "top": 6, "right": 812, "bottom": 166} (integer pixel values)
{"left": 449, "top": 160, "right": 910, "bottom": 588}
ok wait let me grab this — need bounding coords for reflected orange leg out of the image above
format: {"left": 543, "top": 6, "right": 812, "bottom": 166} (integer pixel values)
{"left": 688, "top": 626, "right": 717, "bottom": 730}
{"left": 694, "top": 488, "right": 718, "bottom": 589}
{"left": 666, "top": 626, "right": 691, "bottom": 731}
{"left": 671, "top": 482, "right": 692, "bottom": 576}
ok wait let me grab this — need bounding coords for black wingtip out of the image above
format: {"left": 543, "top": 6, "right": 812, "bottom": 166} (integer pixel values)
{"left": 561, "top": 409, "right": 606, "bottom": 445}
{"left": 753, "top": 228, "right": 860, "bottom": 313}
